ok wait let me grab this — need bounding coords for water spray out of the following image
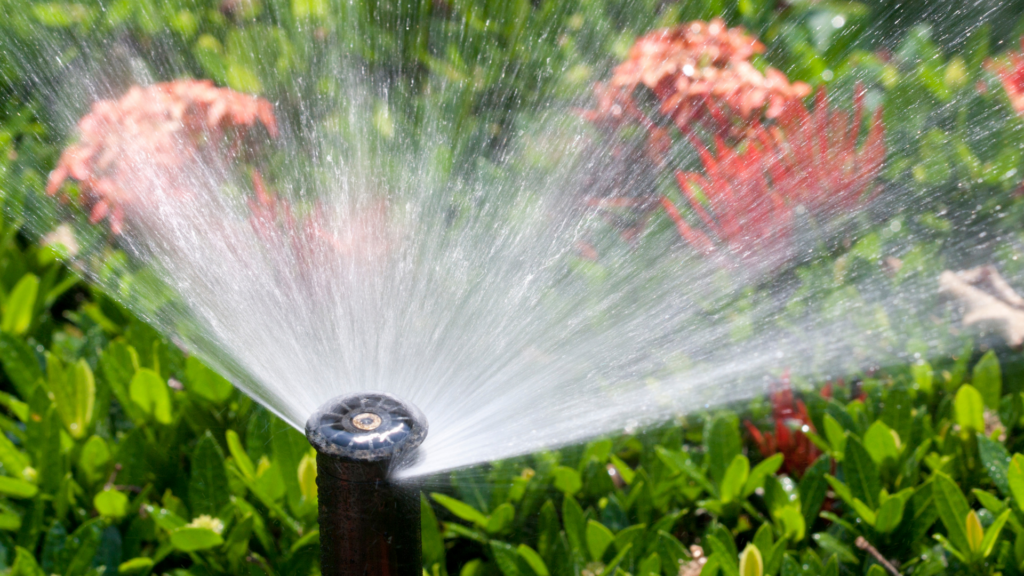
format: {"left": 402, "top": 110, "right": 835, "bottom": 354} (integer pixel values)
{"left": 305, "top": 393, "right": 428, "bottom": 576}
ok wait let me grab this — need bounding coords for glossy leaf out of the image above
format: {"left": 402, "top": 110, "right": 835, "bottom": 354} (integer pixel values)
{"left": 933, "top": 473, "right": 971, "bottom": 555}
{"left": 955, "top": 385, "right": 985, "bottom": 434}
{"left": 432, "top": 493, "right": 488, "bottom": 527}
{"left": 128, "top": 368, "right": 172, "bottom": 424}
{"left": 1, "top": 274, "right": 37, "bottom": 335}
{"left": 170, "top": 527, "right": 224, "bottom": 552}
{"left": 972, "top": 350, "right": 1002, "bottom": 409}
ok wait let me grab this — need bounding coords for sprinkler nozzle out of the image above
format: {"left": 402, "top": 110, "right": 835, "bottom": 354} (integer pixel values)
{"left": 305, "top": 392, "right": 427, "bottom": 465}
{"left": 305, "top": 393, "right": 427, "bottom": 576}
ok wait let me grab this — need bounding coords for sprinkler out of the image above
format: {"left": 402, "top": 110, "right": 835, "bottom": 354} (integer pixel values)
{"left": 306, "top": 393, "right": 428, "bottom": 576}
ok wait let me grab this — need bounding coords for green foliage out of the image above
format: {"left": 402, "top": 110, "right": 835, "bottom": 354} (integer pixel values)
{"left": 2, "top": 0, "right": 1024, "bottom": 574}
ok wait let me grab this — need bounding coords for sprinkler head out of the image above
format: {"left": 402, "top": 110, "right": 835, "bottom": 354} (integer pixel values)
{"left": 305, "top": 392, "right": 428, "bottom": 464}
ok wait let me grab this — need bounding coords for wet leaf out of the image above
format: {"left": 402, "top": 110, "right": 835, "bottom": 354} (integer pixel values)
{"left": 93, "top": 489, "right": 127, "bottom": 519}
{"left": 128, "top": 368, "right": 171, "bottom": 424}
{"left": 188, "top": 432, "right": 229, "bottom": 517}
{"left": 933, "top": 473, "right": 971, "bottom": 555}
{"left": 955, "top": 385, "right": 985, "bottom": 434}
{"left": 432, "top": 493, "right": 488, "bottom": 527}
{"left": 170, "top": 527, "right": 223, "bottom": 552}
{"left": 1, "top": 274, "right": 38, "bottom": 335}
{"left": 586, "top": 520, "right": 614, "bottom": 561}
{"left": 972, "top": 350, "right": 1002, "bottom": 409}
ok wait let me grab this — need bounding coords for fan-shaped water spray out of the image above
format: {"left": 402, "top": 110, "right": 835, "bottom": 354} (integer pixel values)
{"left": 2, "top": 0, "right": 1022, "bottom": 484}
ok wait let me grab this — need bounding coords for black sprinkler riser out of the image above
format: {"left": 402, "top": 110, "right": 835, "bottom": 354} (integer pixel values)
{"left": 306, "top": 393, "right": 428, "bottom": 576}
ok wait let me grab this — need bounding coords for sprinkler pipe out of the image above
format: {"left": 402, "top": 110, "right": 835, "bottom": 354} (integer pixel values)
{"left": 305, "top": 393, "right": 428, "bottom": 576}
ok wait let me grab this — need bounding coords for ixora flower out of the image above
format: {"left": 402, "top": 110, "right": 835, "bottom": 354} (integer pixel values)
{"left": 661, "top": 87, "right": 885, "bottom": 270}
{"left": 583, "top": 18, "right": 811, "bottom": 140}
{"left": 46, "top": 79, "right": 277, "bottom": 233}
{"left": 744, "top": 372, "right": 823, "bottom": 477}
{"left": 765, "top": 86, "right": 885, "bottom": 220}
{"left": 988, "top": 38, "right": 1024, "bottom": 115}
{"left": 661, "top": 134, "right": 795, "bottom": 270}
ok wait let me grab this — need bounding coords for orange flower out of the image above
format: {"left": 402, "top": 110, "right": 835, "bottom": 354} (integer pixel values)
{"left": 47, "top": 79, "right": 277, "bottom": 233}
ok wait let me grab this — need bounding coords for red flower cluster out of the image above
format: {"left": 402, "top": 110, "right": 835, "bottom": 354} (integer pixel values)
{"left": 744, "top": 372, "right": 822, "bottom": 477}
{"left": 767, "top": 88, "right": 885, "bottom": 219}
{"left": 661, "top": 87, "right": 885, "bottom": 268}
{"left": 583, "top": 18, "right": 811, "bottom": 141}
{"left": 46, "top": 79, "right": 278, "bottom": 233}
{"left": 581, "top": 20, "right": 885, "bottom": 268}
{"left": 662, "top": 134, "right": 794, "bottom": 269}
{"left": 988, "top": 38, "right": 1024, "bottom": 115}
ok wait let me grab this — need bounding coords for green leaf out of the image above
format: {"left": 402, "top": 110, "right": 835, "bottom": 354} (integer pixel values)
{"left": 117, "top": 557, "right": 154, "bottom": 575}
{"left": 11, "top": 546, "right": 45, "bottom": 576}
{"left": 980, "top": 508, "right": 1010, "bottom": 558}
{"left": 170, "top": 527, "right": 224, "bottom": 552}
{"left": 978, "top": 434, "right": 1012, "bottom": 497}
{"left": 823, "top": 415, "right": 846, "bottom": 460}
{"left": 47, "top": 356, "right": 94, "bottom": 439}
{"left": 553, "top": 466, "right": 582, "bottom": 495}
{"left": 639, "top": 552, "right": 661, "bottom": 576}
{"left": 490, "top": 540, "right": 523, "bottom": 576}
{"left": 965, "top": 509, "right": 984, "bottom": 557}
{"left": 99, "top": 341, "right": 142, "bottom": 423}
{"left": 707, "top": 533, "right": 739, "bottom": 576}
{"left": 431, "top": 493, "right": 488, "bottom": 527}
{"left": 0, "top": 333, "right": 42, "bottom": 398}
{"left": 865, "top": 566, "right": 888, "bottom": 576}
{"left": 1007, "top": 454, "right": 1024, "bottom": 509}
{"left": 971, "top": 488, "right": 1006, "bottom": 515}
{"left": 517, "top": 544, "right": 549, "bottom": 576}
{"left": 225, "top": 430, "right": 255, "bottom": 481}
{"left": 744, "top": 454, "right": 783, "bottom": 498}
{"left": 933, "top": 473, "right": 971, "bottom": 555}
{"left": 842, "top": 436, "right": 880, "bottom": 509}
{"left": 586, "top": 520, "right": 614, "bottom": 561}
{"left": 874, "top": 493, "right": 906, "bottom": 534}
{"left": 955, "top": 385, "right": 985, "bottom": 434}
{"left": 775, "top": 505, "right": 806, "bottom": 542}
{"left": 656, "top": 446, "right": 716, "bottom": 495}
{"left": 911, "top": 361, "right": 934, "bottom": 394}
{"left": 799, "top": 455, "right": 830, "bottom": 532}
{"left": 720, "top": 454, "right": 750, "bottom": 503}
{"left": 0, "top": 476, "right": 37, "bottom": 499}
{"left": 271, "top": 417, "right": 309, "bottom": 514}
{"left": 972, "top": 350, "right": 1002, "bottom": 409}
{"left": 705, "top": 413, "right": 742, "bottom": 485}
{"left": 739, "top": 544, "right": 763, "bottom": 576}
{"left": 65, "top": 518, "right": 103, "bottom": 576}
{"left": 598, "top": 543, "right": 632, "bottom": 576}
{"left": 78, "top": 435, "right": 110, "bottom": 486}
{"left": 185, "top": 357, "right": 234, "bottom": 403}
{"left": 93, "top": 489, "right": 128, "bottom": 519}
{"left": 824, "top": 475, "right": 875, "bottom": 525}
{"left": 862, "top": 421, "right": 899, "bottom": 465}
{"left": 421, "top": 493, "right": 445, "bottom": 573}
{"left": 562, "top": 496, "right": 586, "bottom": 557}
{"left": 188, "top": 432, "right": 230, "bottom": 517}
{"left": 1, "top": 274, "right": 38, "bottom": 335}
{"left": 486, "top": 503, "right": 515, "bottom": 534}
{"left": 128, "top": 368, "right": 172, "bottom": 424}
